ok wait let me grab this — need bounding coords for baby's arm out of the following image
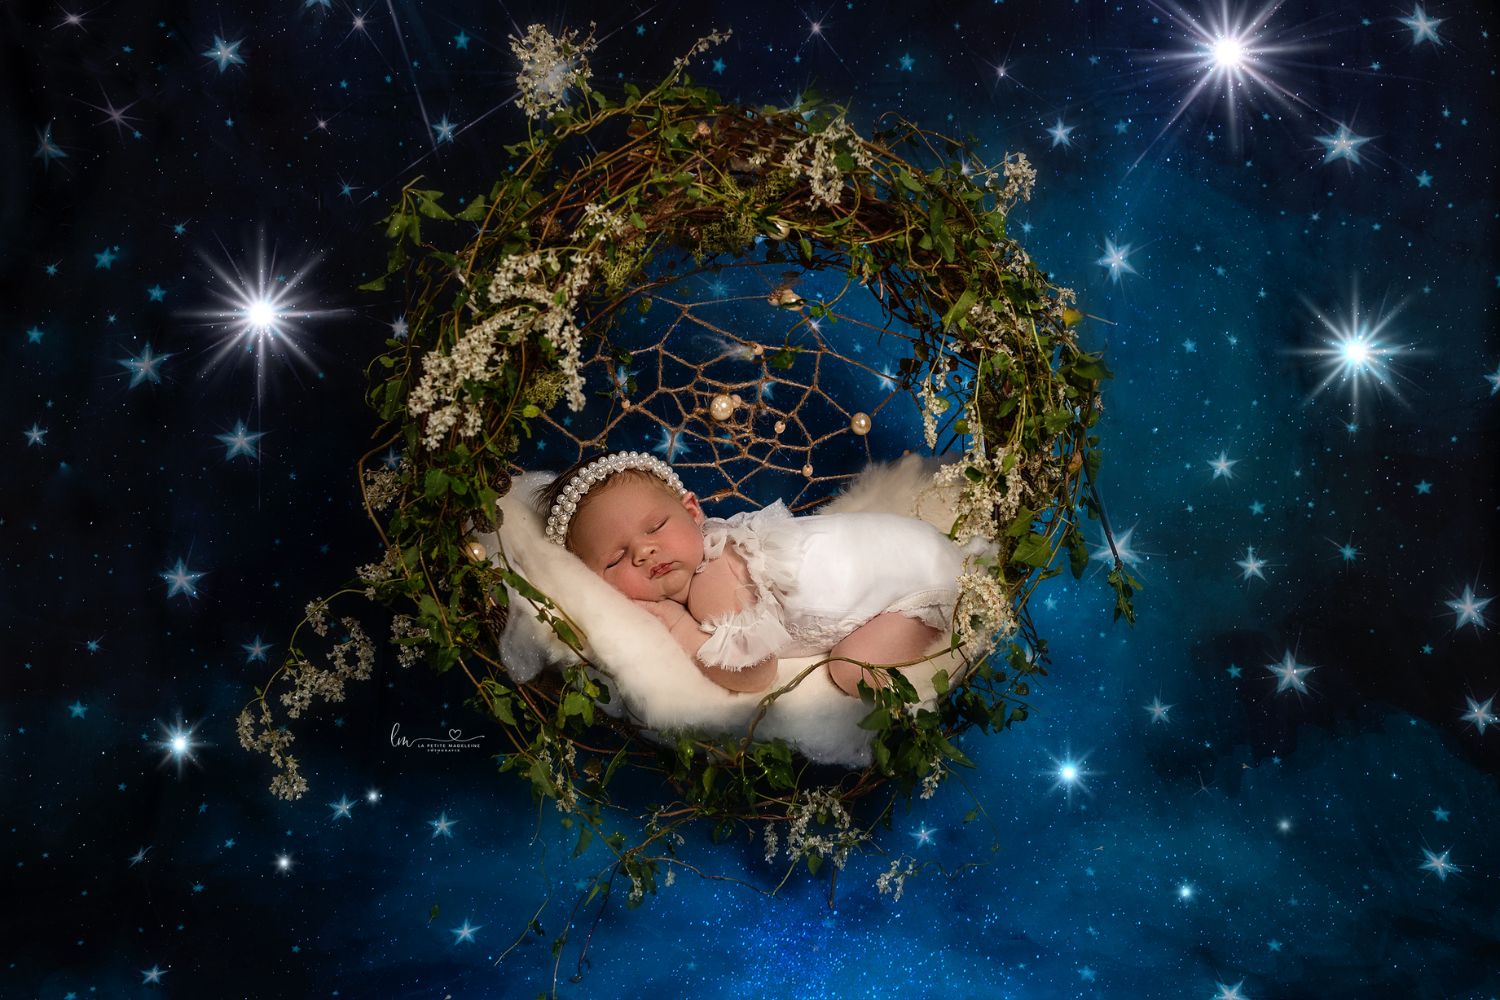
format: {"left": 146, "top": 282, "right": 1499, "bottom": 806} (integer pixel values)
{"left": 636, "top": 599, "right": 775, "bottom": 693}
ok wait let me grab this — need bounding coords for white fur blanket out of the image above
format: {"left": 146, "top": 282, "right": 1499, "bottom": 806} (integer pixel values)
{"left": 471, "top": 453, "right": 975, "bottom": 767}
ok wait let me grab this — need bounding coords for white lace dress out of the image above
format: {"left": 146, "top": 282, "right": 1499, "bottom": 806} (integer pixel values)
{"left": 695, "top": 500, "right": 971, "bottom": 670}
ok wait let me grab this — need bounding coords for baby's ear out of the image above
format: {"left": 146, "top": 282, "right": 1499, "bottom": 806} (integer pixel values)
{"left": 680, "top": 491, "right": 705, "bottom": 525}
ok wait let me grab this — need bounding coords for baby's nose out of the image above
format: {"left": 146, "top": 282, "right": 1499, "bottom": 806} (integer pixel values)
{"left": 632, "top": 540, "right": 658, "bottom": 564}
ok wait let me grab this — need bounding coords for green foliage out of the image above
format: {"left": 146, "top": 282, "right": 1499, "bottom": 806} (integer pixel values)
{"left": 251, "top": 30, "right": 1131, "bottom": 940}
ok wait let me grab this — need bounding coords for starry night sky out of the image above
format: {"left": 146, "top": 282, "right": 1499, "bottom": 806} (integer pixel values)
{"left": 5, "top": 1, "right": 1499, "bottom": 997}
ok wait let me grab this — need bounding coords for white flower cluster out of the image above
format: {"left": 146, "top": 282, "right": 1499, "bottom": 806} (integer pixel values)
{"left": 919, "top": 756, "right": 947, "bottom": 800}
{"left": 305, "top": 599, "right": 330, "bottom": 637}
{"left": 510, "top": 23, "right": 597, "bottom": 121}
{"left": 534, "top": 735, "right": 578, "bottom": 813}
{"left": 573, "top": 201, "right": 627, "bottom": 241}
{"left": 408, "top": 245, "right": 600, "bottom": 449}
{"left": 361, "top": 463, "right": 404, "bottom": 512}
{"left": 926, "top": 445, "right": 1026, "bottom": 545}
{"left": 875, "top": 857, "right": 918, "bottom": 902}
{"left": 238, "top": 702, "right": 308, "bottom": 801}
{"left": 781, "top": 114, "right": 872, "bottom": 211}
{"left": 953, "top": 566, "right": 1019, "bottom": 655}
{"left": 670, "top": 29, "right": 732, "bottom": 79}
{"left": 768, "top": 786, "right": 869, "bottom": 871}
{"left": 995, "top": 151, "right": 1036, "bottom": 208}
{"left": 917, "top": 361, "right": 950, "bottom": 450}
{"left": 356, "top": 546, "right": 402, "bottom": 597}
{"left": 279, "top": 617, "right": 376, "bottom": 719}
{"left": 390, "top": 614, "right": 429, "bottom": 669}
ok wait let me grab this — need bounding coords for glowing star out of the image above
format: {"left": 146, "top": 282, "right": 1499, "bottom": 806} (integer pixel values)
{"left": 1484, "top": 363, "right": 1500, "bottom": 395}
{"left": 451, "top": 919, "right": 482, "bottom": 943}
{"left": 1097, "top": 239, "right": 1137, "bottom": 283}
{"left": 1446, "top": 585, "right": 1492, "bottom": 630}
{"left": 329, "top": 795, "right": 355, "bottom": 820}
{"left": 1330, "top": 536, "right": 1358, "bottom": 562}
{"left": 128, "top": 846, "right": 152, "bottom": 867}
{"left": 429, "top": 812, "right": 457, "bottom": 838}
{"left": 215, "top": 420, "right": 265, "bottom": 461}
{"left": 1177, "top": 883, "right": 1194, "bottom": 900}
{"left": 432, "top": 115, "right": 457, "bottom": 144}
{"left": 1090, "top": 522, "right": 1147, "bottom": 570}
{"left": 1460, "top": 695, "right": 1495, "bottom": 735}
{"left": 94, "top": 246, "right": 119, "bottom": 269}
{"left": 203, "top": 35, "right": 247, "bottom": 72}
{"left": 1419, "top": 847, "right": 1458, "bottom": 881}
{"left": 366, "top": 788, "right": 382, "bottom": 803}
{"left": 24, "top": 423, "right": 47, "bottom": 446}
{"left": 1045, "top": 117, "right": 1076, "bottom": 148}
{"left": 391, "top": 316, "right": 409, "bottom": 339}
{"left": 34, "top": 122, "right": 67, "bottom": 167}
{"left": 88, "top": 90, "right": 143, "bottom": 142}
{"left": 157, "top": 719, "right": 203, "bottom": 774}
{"left": 1144, "top": 696, "right": 1173, "bottom": 723}
{"left": 241, "top": 635, "right": 271, "bottom": 663}
{"left": 275, "top": 853, "right": 294, "bottom": 874}
{"left": 160, "top": 558, "right": 205, "bottom": 599}
{"left": 1398, "top": 5, "right": 1443, "bottom": 46}
{"left": 1208, "top": 450, "right": 1239, "bottom": 479}
{"left": 69, "top": 700, "right": 89, "bottom": 718}
{"left": 1213, "top": 981, "right": 1249, "bottom": 1000}
{"left": 1235, "top": 545, "right": 1267, "bottom": 581}
{"left": 1315, "top": 124, "right": 1372, "bottom": 165}
{"left": 911, "top": 825, "right": 935, "bottom": 846}
{"left": 141, "top": 965, "right": 166, "bottom": 985}
{"left": 187, "top": 237, "right": 344, "bottom": 401}
{"left": 651, "top": 425, "right": 691, "bottom": 462}
{"left": 1265, "top": 649, "right": 1315, "bottom": 694}
{"left": 118, "top": 343, "right": 171, "bottom": 388}
{"left": 1295, "top": 288, "right": 1406, "bottom": 414}
{"left": 1045, "top": 749, "right": 1092, "bottom": 804}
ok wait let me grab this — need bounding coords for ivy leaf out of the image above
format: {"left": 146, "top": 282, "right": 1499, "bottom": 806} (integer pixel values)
{"left": 1010, "top": 532, "right": 1052, "bottom": 568}
{"left": 858, "top": 706, "right": 890, "bottom": 731}
{"left": 1067, "top": 526, "right": 1089, "bottom": 580}
{"left": 941, "top": 287, "right": 977, "bottom": 332}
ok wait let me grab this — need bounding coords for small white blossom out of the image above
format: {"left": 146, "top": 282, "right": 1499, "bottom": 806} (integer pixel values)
{"left": 510, "top": 23, "right": 597, "bottom": 121}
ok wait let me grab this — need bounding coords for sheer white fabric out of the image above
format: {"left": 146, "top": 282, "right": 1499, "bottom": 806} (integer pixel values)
{"left": 695, "top": 500, "right": 967, "bottom": 670}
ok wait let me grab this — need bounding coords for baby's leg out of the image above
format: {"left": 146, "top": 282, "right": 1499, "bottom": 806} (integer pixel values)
{"left": 828, "top": 613, "right": 942, "bottom": 697}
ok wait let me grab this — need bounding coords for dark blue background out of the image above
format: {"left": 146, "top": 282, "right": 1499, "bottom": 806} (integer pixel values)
{"left": 4, "top": 1, "right": 1497, "bottom": 997}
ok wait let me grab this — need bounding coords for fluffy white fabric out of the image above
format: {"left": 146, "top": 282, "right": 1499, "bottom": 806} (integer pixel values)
{"left": 472, "top": 453, "right": 976, "bottom": 768}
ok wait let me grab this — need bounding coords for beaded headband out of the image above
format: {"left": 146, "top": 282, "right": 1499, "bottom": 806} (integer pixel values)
{"left": 544, "top": 451, "right": 686, "bottom": 546}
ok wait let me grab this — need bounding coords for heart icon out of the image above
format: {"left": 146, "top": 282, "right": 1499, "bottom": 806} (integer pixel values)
{"left": 448, "top": 729, "right": 462, "bottom": 741}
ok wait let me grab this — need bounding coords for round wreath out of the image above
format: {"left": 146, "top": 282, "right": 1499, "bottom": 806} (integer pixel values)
{"left": 242, "top": 24, "right": 1133, "bottom": 960}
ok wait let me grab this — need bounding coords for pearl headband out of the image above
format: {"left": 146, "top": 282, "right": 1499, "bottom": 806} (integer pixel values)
{"left": 544, "top": 451, "right": 686, "bottom": 546}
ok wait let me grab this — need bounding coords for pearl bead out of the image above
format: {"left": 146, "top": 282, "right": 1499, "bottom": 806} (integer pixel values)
{"left": 465, "top": 541, "right": 488, "bottom": 562}
{"left": 850, "top": 412, "right": 872, "bottom": 436}
{"left": 773, "top": 420, "right": 786, "bottom": 434}
{"left": 801, "top": 463, "right": 814, "bottom": 477}
{"left": 709, "top": 394, "right": 735, "bottom": 421}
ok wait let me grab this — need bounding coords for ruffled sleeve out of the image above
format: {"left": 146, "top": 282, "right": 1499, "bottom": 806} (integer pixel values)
{"left": 695, "top": 501, "right": 804, "bottom": 671}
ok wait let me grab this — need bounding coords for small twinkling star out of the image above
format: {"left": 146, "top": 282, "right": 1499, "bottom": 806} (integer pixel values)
{"left": 1266, "top": 650, "right": 1315, "bottom": 694}
{"left": 1144, "top": 697, "right": 1172, "bottom": 723}
{"left": 453, "top": 30, "right": 469, "bottom": 49}
{"left": 430, "top": 812, "right": 457, "bottom": 838}
{"left": 1316, "top": 124, "right": 1372, "bottom": 165}
{"left": 329, "top": 796, "right": 355, "bottom": 820}
{"left": 215, "top": 421, "right": 265, "bottom": 461}
{"left": 1414, "top": 479, "right": 1432, "bottom": 494}
{"left": 898, "top": 52, "right": 914, "bottom": 71}
{"left": 24, "top": 423, "right": 47, "bottom": 446}
{"left": 141, "top": 965, "right": 166, "bottom": 985}
{"left": 1446, "top": 586, "right": 1491, "bottom": 630}
{"left": 118, "top": 343, "right": 171, "bottom": 388}
{"left": 1415, "top": 170, "right": 1433, "bottom": 188}
{"left": 432, "top": 115, "right": 456, "bottom": 143}
{"left": 94, "top": 246, "right": 119, "bottom": 269}
{"left": 451, "top": 918, "right": 481, "bottom": 943}
{"left": 160, "top": 558, "right": 206, "bottom": 599}
{"left": 241, "top": 635, "right": 271, "bottom": 663}
{"left": 1398, "top": 4, "right": 1444, "bottom": 46}
{"left": 1046, "top": 117, "right": 1076, "bottom": 148}
{"left": 147, "top": 284, "right": 166, "bottom": 301}
{"left": 203, "top": 35, "right": 246, "bottom": 72}
{"left": 1460, "top": 695, "right": 1495, "bottom": 734}
{"left": 1208, "top": 450, "right": 1239, "bottom": 479}
{"left": 68, "top": 700, "right": 89, "bottom": 718}
{"left": 1431, "top": 806, "right": 1450, "bottom": 822}
{"left": 1419, "top": 847, "right": 1458, "bottom": 881}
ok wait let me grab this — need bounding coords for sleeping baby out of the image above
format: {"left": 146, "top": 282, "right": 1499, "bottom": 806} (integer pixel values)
{"left": 534, "top": 450, "right": 968, "bottom": 697}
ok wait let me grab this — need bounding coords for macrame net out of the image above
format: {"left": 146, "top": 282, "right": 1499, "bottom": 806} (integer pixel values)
{"left": 520, "top": 250, "right": 965, "bottom": 506}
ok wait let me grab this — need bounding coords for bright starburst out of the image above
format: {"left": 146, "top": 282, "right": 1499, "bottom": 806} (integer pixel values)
{"left": 215, "top": 420, "right": 265, "bottom": 461}
{"left": 118, "top": 343, "right": 172, "bottom": 387}
{"left": 187, "top": 235, "right": 344, "bottom": 402}
{"left": 451, "top": 919, "right": 482, "bottom": 943}
{"left": 1045, "top": 117, "right": 1076, "bottom": 148}
{"left": 1235, "top": 545, "right": 1267, "bottom": 581}
{"left": 1097, "top": 238, "right": 1138, "bottom": 283}
{"left": 1213, "top": 980, "right": 1249, "bottom": 1000}
{"left": 1208, "top": 450, "right": 1239, "bottom": 479}
{"left": 1130, "top": 0, "right": 1321, "bottom": 164}
{"left": 1144, "top": 696, "right": 1173, "bottom": 723}
{"left": 329, "top": 795, "right": 355, "bottom": 820}
{"left": 1295, "top": 288, "right": 1408, "bottom": 416}
{"left": 430, "top": 812, "right": 457, "bottom": 838}
{"left": 1090, "top": 522, "right": 1149, "bottom": 571}
{"left": 156, "top": 719, "right": 204, "bottom": 775}
{"left": 1045, "top": 748, "right": 1093, "bottom": 804}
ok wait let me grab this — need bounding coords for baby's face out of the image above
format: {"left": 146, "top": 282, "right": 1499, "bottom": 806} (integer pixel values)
{"left": 568, "top": 475, "right": 706, "bottom": 603}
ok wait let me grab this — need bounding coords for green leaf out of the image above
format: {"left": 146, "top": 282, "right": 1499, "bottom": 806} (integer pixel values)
{"left": 963, "top": 809, "right": 979, "bottom": 823}
{"left": 457, "top": 196, "right": 489, "bottom": 222}
{"left": 1067, "top": 527, "right": 1089, "bottom": 580}
{"left": 897, "top": 170, "right": 923, "bottom": 193}
{"left": 942, "top": 287, "right": 977, "bottom": 332}
{"left": 931, "top": 669, "right": 950, "bottom": 696}
{"left": 573, "top": 825, "right": 593, "bottom": 858}
{"left": 429, "top": 902, "right": 440, "bottom": 923}
{"left": 857, "top": 707, "right": 890, "bottom": 731}
{"left": 1042, "top": 409, "right": 1073, "bottom": 436}
{"left": 424, "top": 468, "right": 449, "bottom": 498}
{"left": 1011, "top": 532, "right": 1052, "bottom": 568}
